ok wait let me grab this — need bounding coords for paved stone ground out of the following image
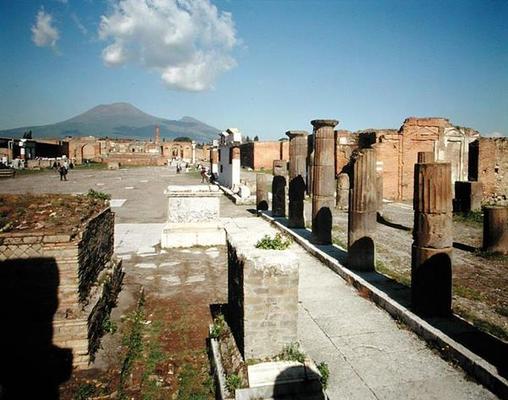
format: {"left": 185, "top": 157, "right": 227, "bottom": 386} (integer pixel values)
{"left": 0, "top": 167, "right": 499, "bottom": 399}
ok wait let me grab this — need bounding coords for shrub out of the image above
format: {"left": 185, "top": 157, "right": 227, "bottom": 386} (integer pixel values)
{"left": 87, "top": 189, "right": 111, "bottom": 201}
{"left": 278, "top": 342, "right": 305, "bottom": 363}
{"left": 225, "top": 373, "right": 241, "bottom": 393}
{"left": 316, "top": 361, "right": 330, "bottom": 389}
{"left": 210, "top": 314, "right": 226, "bottom": 339}
{"left": 255, "top": 233, "right": 292, "bottom": 250}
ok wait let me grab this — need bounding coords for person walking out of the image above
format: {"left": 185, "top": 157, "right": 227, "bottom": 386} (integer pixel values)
{"left": 59, "top": 164, "right": 68, "bottom": 181}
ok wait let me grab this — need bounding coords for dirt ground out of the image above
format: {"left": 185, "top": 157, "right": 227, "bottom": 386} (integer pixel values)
{"left": 331, "top": 201, "right": 508, "bottom": 342}
{"left": 60, "top": 245, "right": 228, "bottom": 400}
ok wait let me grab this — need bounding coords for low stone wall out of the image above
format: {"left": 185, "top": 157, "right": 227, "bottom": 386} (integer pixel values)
{"left": 0, "top": 207, "right": 122, "bottom": 368}
{"left": 225, "top": 222, "right": 299, "bottom": 360}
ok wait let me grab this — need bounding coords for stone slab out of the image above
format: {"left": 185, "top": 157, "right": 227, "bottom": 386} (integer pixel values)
{"left": 161, "top": 222, "right": 226, "bottom": 248}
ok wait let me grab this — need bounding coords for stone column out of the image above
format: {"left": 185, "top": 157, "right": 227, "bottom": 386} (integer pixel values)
{"left": 191, "top": 141, "right": 196, "bottom": 164}
{"left": 335, "top": 173, "right": 349, "bottom": 210}
{"left": 307, "top": 134, "right": 314, "bottom": 195}
{"left": 376, "top": 160, "right": 384, "bottom": 215}
{"left": 286, "top": 131, "right": 308, "bottom": 227}
{"left": 347, "top": 149, "right": 377, "bottom": 270}
{"left": 272, "top": 160, "right": 288, "bottom": 217}
{"left": 483, "top": 206, "right": 508, "bottom": 254}
{"left": 256, "top": 173, "right": 269, "bottom": 211}
{"left": 311, "top": 119, "right": 338, "bottom": 244}
{"left": 412, "top": 161, "right": 453, "bottom": 316}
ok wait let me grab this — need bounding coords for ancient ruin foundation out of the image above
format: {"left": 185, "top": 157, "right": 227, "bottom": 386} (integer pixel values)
{"left": 347, "top": 148, "right": 377, "bottom": 270}
{"left": 412, "top": 159, "right": 453, "bottom": 316}
{"left": 0, "top": 202, "right": 122, "bottom": 370}
{"left": 311, "top": 119, "right": 338, "bottom": 244}
{"left": 286, "top": 130, "right": 308, "bottom": 228}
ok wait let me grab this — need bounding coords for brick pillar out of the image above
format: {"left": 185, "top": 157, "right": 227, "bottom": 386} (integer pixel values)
{"left": 272, "top": 160, "right": 288, "bottom": 217}
{"left": 311, "top": 120, "right": 338, "bottom": 244}
{"left": 483, "top": 206, "right": 508, "bottom": 255}
{"left": 412, "top": 162, "right": 453, "bottom": 316}
{"left": 286, "top": 131, "right": 308, "bottom": 227}
{"left": 256, "top": 173, "right": 269, "bottom": 211}
{"left": 347, "top": 149, "right": 377, "bottom": 270}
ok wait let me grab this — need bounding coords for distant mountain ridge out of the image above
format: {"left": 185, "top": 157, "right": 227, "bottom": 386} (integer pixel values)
{"left": 0, "top": 103, "right": 220, "bottom": 142}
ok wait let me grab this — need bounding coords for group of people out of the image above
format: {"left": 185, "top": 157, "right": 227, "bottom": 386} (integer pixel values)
{"left": 199, "top": 165, "right": 217, "bottom": 184}
{"left": 52, "top": 159, "right": 74, "bottom": 181}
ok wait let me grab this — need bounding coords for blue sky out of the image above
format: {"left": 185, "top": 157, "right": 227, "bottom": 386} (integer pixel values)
{"left": 0, "top": 0, "right": 507, "bottom": 139}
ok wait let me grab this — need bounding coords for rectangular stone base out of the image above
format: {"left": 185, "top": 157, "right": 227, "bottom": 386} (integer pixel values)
{"left": 161, "top": 223, "right": 226, "bottom": 248}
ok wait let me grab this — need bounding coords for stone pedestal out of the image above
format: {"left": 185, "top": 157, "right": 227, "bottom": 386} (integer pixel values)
{"left": 483, "top": 206, "right": 508, "bottom": 254}
{"left": 412, "top": 162, "right": 452, "bottom": 316}
{"left": 286, "top": 131, "right": 308, "bottom": 228}
{"left": 454, "top": 181, "right": 483, "bottom": 212}
{"left": 256, "top": 174, "right": 269, "bottom": 211}
{"left": 311, "top": 119, "right": 338, "bottom": 244}
{"left": 161, "top": 185, "right": 224, "bottom": 248}
{"left": 347, "top": 149, "right": 377, "bottom": 270}
{"left": 226, "top": 229, "right": 299, "bottom": 360}
{"left": 272, "top": 160, "right": 287, "bottom": 217}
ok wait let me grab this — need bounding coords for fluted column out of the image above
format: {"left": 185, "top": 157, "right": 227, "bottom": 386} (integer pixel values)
{"left": 272, "top": 160, "right": 287, "bottom": 217}
{"left": 256, "top": 173, "right": 269, "bottom": 211}
{"left": 347, "top": 149, "right": 377, "bottom": 270}
{"left": 286, "top": 131, "right": 308, "bottom": 227}
{"left": 412, "top": 161, "right": 452, "bottom": 316}
{"left": 311, "top": 119, "right": 338, "bottom": 244}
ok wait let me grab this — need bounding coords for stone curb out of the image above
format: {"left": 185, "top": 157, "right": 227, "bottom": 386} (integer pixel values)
{"left": 208, "top": 327, "right": 233, "bottom": 400}
{"left": 216, "top": 183, "right": 256, "bottom": 205}
{"left": 260, "top": 212, "right": 508, "bottom": 400}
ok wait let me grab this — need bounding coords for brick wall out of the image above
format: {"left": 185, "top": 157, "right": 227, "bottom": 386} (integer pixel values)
{"left": 0, "top": 208, "right": 122, "bottom": 368}
{"left": 240, "top": 142, "right": 290, "bottom": 170}
{"left": 477, "top": 138, "right": 508, "bottom": 202}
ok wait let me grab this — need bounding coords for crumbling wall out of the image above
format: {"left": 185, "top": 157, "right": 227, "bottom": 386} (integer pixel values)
{"left": 240, "top": 142, "right": 290, "bottom": 171}
{"left": 477, "top": 138, "right": 508, "bottom": 202}
{"left": 0, "top": 208, "right": 122, "bottom": 368}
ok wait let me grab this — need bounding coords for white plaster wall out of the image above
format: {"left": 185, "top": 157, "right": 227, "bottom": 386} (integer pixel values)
{"left": 218, "top": 146, "right": 240, "bottom": 189}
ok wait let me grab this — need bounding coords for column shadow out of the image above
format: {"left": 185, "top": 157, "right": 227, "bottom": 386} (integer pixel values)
{"left": 0, "top": 257, "right": 73, "bottom": 399}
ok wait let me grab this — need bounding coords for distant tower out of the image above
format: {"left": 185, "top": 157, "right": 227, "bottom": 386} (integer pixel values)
{"left": 155, "top": 125, "right": 161, "bottom": 144}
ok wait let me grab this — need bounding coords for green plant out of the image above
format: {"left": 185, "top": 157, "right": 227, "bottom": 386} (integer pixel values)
{"left": 210, "top": 314, "right": 226, "bottom": 339}
{"left": 102, "top": 318, "right": 118, "bottom": 334}
{"left": 74, "top": 383, "right": 96, "bottom": 400}
{"left": 87, "top": 189, "right": 111, "bottom": 201}
{"left": 279, "top": 342, "right": 305, "bottom": 363}
{"left": 118, "top": 293, "right": 146, "bottom": 397}
{"left": 225, "top": 373, "right": 242, "bottom": 393}
{"left": 255, "top": 233, "right": 292, "bottom": 250}
{"left": 316, "top": 361, "right": 330, "bottom": 390}
{"left": 453, "top": 210, "right": 483, "bottom": 225}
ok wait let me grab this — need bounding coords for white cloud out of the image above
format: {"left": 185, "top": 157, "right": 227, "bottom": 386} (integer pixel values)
{"left": 31, "top": 9, "right": 60, "bottom": 49}
{"left": 484, "top": 131, "right": 506, "bottom": 138}
{"left": 98, "top": 0, "right": 238, "bottom": 91}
